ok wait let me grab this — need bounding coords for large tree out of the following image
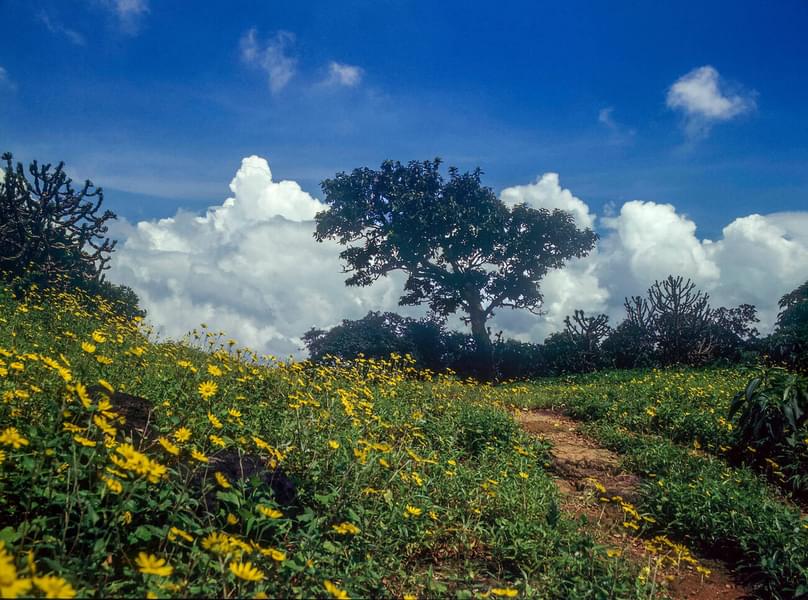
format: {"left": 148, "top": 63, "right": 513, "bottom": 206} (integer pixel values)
{"left": 314, "top": 158, "right": 597, "bottom": 379}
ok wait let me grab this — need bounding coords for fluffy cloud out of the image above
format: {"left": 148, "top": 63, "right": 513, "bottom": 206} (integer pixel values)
{"left": 666, "top": 66, "right": 756, "bottom": 138}
{"left": 500, "top": 173, "right": 595, "bottom": 229}
{"left": 324, "top": 62, "right": 363, "bottom": 87}
{"left": 241, "top": 30, "right": 297, "bottom": 94}
{"left": 109, "top": 158, "right": 808, "bottom": 356}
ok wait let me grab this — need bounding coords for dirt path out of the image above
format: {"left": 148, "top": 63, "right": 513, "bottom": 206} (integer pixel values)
{"left": 516, "top": 409, "right": 748, "bottom": 600}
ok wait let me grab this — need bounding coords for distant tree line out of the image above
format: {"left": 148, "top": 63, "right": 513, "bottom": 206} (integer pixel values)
{"left": 303, "top": 275, "right": 808, "bottom": 379}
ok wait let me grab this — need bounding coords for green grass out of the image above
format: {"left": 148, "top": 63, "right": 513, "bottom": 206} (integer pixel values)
{"left": 0, "top": 283, "right": 644, "bottom": 599}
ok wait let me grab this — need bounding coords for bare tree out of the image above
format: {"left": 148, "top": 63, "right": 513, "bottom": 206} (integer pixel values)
{"left": 623, "top": 275, "right": 714, "bottom": 365}
{"left": 563, "top": 309, "right": 611, "bottom": 370}
{"left": 0, "top": 152, "right": 116, "bottom": 283}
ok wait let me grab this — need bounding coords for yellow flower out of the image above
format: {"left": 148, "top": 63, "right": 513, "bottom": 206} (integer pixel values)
{"left": 0, "top": 578, "right": 32, "bottom": 597}
{"left": 328, "top": 440, "right": 340, "bottom": 449}
{"left": 191, "top": 448, "right": 208, "bottom": 463}
{"left": 157, "top": 437, "right": 180, "bottom": 456}
{"left": 33, "top": 574, "right": 76, "bottom": 598}
{"left": 214, "top": 472, "right": 232, "bottom": 489}
{"left": 324, "top": 580, "right": 349, "bottom": 600}
{"left": 207, "top": 364, "right": 223, "bottom": 377}
{"left": 332, "top": 522, "right": 361, "bottom": 535}
{"left": 266, "top": 548, "right": 285, "bottom": 562}
{"left": 93, "top": 415, "right": 117, "bottom": 436}
{"left": 97, "top": 379, "right": 114, "bottom": 394}
{"left": 404, "top": 505, "right": 422, "bottom": 518}
{"left": 518, "top": 471, "right": 529, "bottom": 479}
{"left": 207, "top": 412, "right": 223, "bottom": 429}
{"left": 0, "top": 427, "right": 29, "bottom": 448}
{"left": 210, "top": 434, "right": 226, "bottom": 447}
{"left": 121, "top": 511, "right": 133, "bottom": 525}
{"left": 198, "top": 381, "right": 218, "bottom": 400}
{"left": 102, "top": 476, "right": 123, "bottom": 494}
{"left": 73, "top": 435, "right": 97, "bottom": 447}
{"left": 81, "top": 342, "right": 96, "bottom": 354}
{"left": 228, "top": 408, "right": 242, "bottom": 418}
{"left": 168, "top": 527, "right": 194, "bottom": 543}
{"left": 490, "top": 588, "right": 519, "bottom": 597}
{"left": 135, "top": 552, "right": 173, "bottom": 577}
{"left": 173, "top": 427, "right": 192, "bottom": 443}
{"left": 227, "top": 513, "right": 239, "bottom": 525}
{"left": 257, "top": 506, "right": 283, "bottom": 519}
{"left": 91, "top": 330, "right": 107, "bottom": 343}
{"left": 229, "top": 560, "right": 264, "bottom": 581}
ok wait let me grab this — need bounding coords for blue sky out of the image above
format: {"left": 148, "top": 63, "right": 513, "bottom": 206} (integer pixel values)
{"left": 2, "top": 0, "right": 807, "bottom": 238}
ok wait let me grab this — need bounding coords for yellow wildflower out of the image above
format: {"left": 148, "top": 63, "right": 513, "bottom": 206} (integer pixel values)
{"left": 324, "top": 580, "right": 349, "bottom": 600}
{"left": 81, "top": 342, "right": 96, "bottom": 354}
{"left": 157, "top": 437, "right": 180, "bottom": 456}
{"left": 404, "top": 505, "right": 422, "bottom": 518}
{"left": 32, "top": 574, "right": 76, "bottom": 598}
{"left": 168, "top": 527, "right": 194, "bottom": 543}
{"left": 207, "top": 412, "right": 223, "bottom": 429}
{"left": 215, "top": 472, "right": 231, "bottom": 489}
{"left": 257, "top": 506, "right": 283, "bottom": 519}
{"left": 0, "top": 427, "right": 29, "bottom": 448}
{"left": 173, "top": 427, "right": 192, "bottom": 443}
{"left": 198, "top": 381, "right": 218, "bottom": 400}
{"left": 332, "top": 522, "right": 361, "bottom": 535}
{"left": 229, "top": 561, "right": 264, "bottom": 582}
{"left": 135, "top": 552, "right": 173, "bottom": 577}
{"left": 191, "top": 449, "right": 208, "bottom": 463}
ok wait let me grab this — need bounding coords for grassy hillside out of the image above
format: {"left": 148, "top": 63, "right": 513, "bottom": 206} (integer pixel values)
{"left": 0, "top": 284, "right": 645, "bottom": 599}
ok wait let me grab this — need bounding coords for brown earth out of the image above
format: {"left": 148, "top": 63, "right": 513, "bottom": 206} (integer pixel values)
{"left": 516, "top": 409, "right": 750, "bottom": 600}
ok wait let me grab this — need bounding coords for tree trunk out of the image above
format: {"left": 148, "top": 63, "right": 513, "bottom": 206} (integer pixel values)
{"left": 468, "top": 303, "right": 495, "bottom": 381}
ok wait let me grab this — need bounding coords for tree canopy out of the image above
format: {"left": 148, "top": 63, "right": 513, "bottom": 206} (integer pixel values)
{"left": 314, "top": 158, "right": 597, "bottom": 379}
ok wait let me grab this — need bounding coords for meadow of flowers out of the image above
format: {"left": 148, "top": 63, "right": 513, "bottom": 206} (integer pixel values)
{"left": 0, "top": 283, "right": 653, "bottom": 599}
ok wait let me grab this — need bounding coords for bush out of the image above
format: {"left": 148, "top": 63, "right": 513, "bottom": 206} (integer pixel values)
{"left": 729, "top": 368, "right": 808, "bottom": 494}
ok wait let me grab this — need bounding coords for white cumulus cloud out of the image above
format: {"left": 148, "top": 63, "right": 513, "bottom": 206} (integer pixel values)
{"left": 241, "top": 29, "right": 297, "bottom": 94}
{"left": 324, "top": 61, "right": 363, "bottom": 87}
{"left": 666, "top": 65, "right": 756, "bottom": 138}
{"left": 500, "top": 173, "right": 595, "bottom": 229}
{"left": 108, "top": 159, "right": 808, "bottom": 356}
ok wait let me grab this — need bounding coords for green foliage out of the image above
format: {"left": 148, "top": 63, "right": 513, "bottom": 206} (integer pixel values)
{"left": 765, "top": 280, "right": 808, "bottom": 373}
{"left": 729, "top": 368, "right": 808, "bottom": 492}
{"left": 314, "top": 159, "right": 597, "bottom": 380}
{"left": 453, "top": 403, "right": 519, "bottom": 458}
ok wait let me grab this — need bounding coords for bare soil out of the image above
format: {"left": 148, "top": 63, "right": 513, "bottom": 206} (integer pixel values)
{"left": 517, "top": 409, "right": 750, "bottom": 600}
